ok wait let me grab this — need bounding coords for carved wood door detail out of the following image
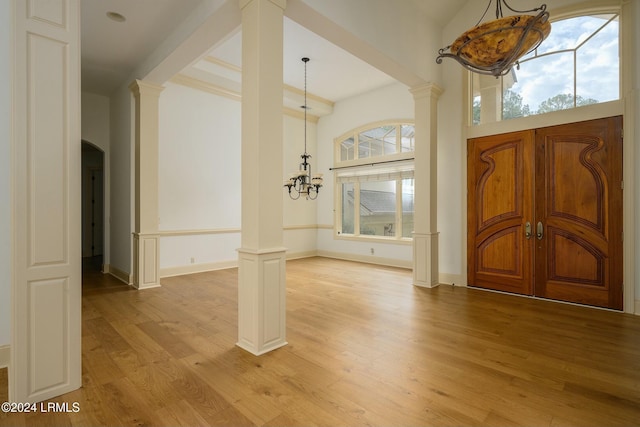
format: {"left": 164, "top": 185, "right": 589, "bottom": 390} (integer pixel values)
{"left": 467, "top": 130, "right": 534, "bottom": 295}
{"left": 534, "top": 117, "right": 623, "bottom": 309}
{"left": 467, "top": 117, "right": 623, "bottom": 310}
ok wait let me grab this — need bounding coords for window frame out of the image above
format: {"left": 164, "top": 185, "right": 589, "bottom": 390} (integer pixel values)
{"left": 469, "top": 7, "right": 621, "bottom": 126}
{"left": 334, "top": 120, "right": 415, "bottom": 168}
{"left": 333, "top": 120, "right": 415, "bottom": 244}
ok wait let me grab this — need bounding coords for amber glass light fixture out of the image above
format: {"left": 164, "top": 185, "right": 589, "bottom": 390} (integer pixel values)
{"left": 436, "top": 0, "right": 551, "bottom": 77}
{"left": 284, "top": 57, "right": 323, "bottom": 200}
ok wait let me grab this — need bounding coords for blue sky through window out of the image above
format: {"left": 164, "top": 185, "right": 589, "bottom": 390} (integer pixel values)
{"left": 509, "top": 14, "right": 619, "bottom": 113}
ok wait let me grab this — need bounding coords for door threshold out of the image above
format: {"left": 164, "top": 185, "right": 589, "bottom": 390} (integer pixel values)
{"left": 468, "top": 285, "right": 622, "bottom": 313}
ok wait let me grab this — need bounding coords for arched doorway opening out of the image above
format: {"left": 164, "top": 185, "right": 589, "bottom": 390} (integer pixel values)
{"left": 81, "top": 141, "right": 105, "bottom": 276}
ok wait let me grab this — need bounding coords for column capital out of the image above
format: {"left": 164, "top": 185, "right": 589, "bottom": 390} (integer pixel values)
{"left": 240, "top": 0, "right": 286, "bottom": 11}
{"left": 409, "top": 83, "right": 444, "bottom": 101}
{"left": 129, "top": 79, "right": 165, "bottom": 98}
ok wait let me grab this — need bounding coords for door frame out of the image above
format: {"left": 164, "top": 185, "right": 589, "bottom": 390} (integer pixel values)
{"left": 463, "top": 101, "right": 635, "bottom": 314}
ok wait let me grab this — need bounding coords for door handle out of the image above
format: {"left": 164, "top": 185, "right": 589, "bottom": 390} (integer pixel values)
{"left": 536, "top": 221, "right": 544, "bottom": 240}
{"left": 525, "top": 222, "right": 532, "bottom": 239}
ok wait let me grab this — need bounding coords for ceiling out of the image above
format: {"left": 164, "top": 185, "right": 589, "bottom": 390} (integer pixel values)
{"left": 81, "top": 0, "right": 468, "bottom": 101}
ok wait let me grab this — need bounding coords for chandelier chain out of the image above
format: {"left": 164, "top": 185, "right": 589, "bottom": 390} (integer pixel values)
{"left": 500, "top": 0, "right": 546, "bottom": 15}
{"left": 436, "top": 0, "right": 550, "bottom": 77}
{"left": 476, "top": 0, "right": 548, "bottom": 25}
{"left": 475, "top": 0, "right": 492, "bottom": 26}
{"left": 303, "top": 57, "right": 308, "bottom": 155}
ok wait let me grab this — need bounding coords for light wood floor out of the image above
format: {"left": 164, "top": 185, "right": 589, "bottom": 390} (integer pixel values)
{"left": 1, "top": 257, "right": 640, "bottom": 426}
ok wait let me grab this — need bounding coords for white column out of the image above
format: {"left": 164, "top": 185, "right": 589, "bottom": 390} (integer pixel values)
{"left": 237, "top": 0, "right": 287, "bottom": 355}
{"left": 411, "top": 83, "right": 443, "bottom": 288}
{"left": 129, "top": 80, "right": 164, "bottom": 289}
{"left": 11, "top": 0, "right": 82, "bottom": 402}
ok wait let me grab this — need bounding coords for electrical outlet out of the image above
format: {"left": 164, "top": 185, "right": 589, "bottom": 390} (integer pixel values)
{"left": 370, "top": 248, "right": 374, "bottom": 255}
{"left": 190, "top": 257, "right": 195, "bottom": 264}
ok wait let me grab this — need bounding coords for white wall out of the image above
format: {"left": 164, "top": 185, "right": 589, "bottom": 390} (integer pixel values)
{"left": 316, "top": 82, "right": 415, "bottom": 267}
{"left": 108, "top": 83, "right": 133, "bottom": 278}
{"left": 158, "top": 82, "right": 242, "bottom": 272}
{"left": 626, "top": 0, "right": 640, "bottom": 310}
{"left": 299, "top": 0, "right": 441, "bottom": 86}
{"left": 82, "top": 93, "right": 110, "bottom": 151}
{"left": 0, "top": 0, "right": 11, "bottom": 347}
{"left": 157, "top": 82, "right": 324, "bottom": 273}
{"left": 436, "top": 34, "right": 466, "bottom": 282}
{"left": 159, "top": 83, "right": 241, "bottom": 231}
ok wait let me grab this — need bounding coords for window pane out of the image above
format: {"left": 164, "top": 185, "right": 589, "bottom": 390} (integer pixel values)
{"left": 472, "top": 95, "right": 481, "bottom": 125}
{"left": 502, "top": 87, "right": 531, "bottom": 120}
{"left": 537, "top": 16, "right": 587, "bottom": 53}
{"left": 400, "top": 125, "right": 415, "bottom": 152}
{"left": 510, "top": 51, "right": 575, "bottom": 114}
{"left": 382, "top": 126, "right": 396, "bottom": 155}
{"left": 576, "top": 17, "right": 619, "bottom": 104}
{"left": 358, "top": 130, "right": 377, "bottom": 159}
{"left": 341, "top": 183, "right": 355, "bottom": 234}
{"left": 360, "top": 181, "right": 396, "bottom": 236}
{"left": 402, "top": 178, "right": 414, "bottom": 238}
{"left": 340, "top": 137, "right": 355, "bottom": 161}
{"left": 359, "top": 126, "right": 397, "bottom": 159}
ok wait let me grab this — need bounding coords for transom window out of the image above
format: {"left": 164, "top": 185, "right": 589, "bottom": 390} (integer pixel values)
{"left": 472, "top": 12, "right": 620, "bottom": 125}
{"left": 339, "top": 123, "right": 415, "bottom": 162}
{"left": 334, "top": 122, "right": 415, "bottom": 241}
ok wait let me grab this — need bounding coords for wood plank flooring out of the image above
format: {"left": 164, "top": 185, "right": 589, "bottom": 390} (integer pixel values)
{"left": 1, "top": 256, "right": 640, "bottom": 426}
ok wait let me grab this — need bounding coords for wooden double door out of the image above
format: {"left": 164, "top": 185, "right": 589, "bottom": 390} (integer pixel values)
{"left": 467, "top": 117, "right": 623, "bottom": 310}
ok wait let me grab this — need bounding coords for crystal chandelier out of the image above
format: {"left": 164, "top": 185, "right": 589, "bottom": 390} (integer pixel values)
{"left": 284, "top": 57, "right": 323, "bottom": 200}
{"left": 436, "top": 0, "right": 551, "bottom": 77}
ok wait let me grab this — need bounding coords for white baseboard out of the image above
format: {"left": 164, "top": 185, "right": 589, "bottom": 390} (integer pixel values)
{"left": 285, "top": 250, "right": 318, "bottom": 261}
{"left": 313, "top": 252, "right": 464, "bottom": 286}
{"left": 110, "top": 254, "right": 468, "bottom": 289}
{"left": 159, "top": 252, "right": 320, "bottom": 278}
{"left": 439, "top": 273, "right": 466, "bottom": 287}
{"left": 104, "top": 264, "right": 132, "bottom": 285}
{"left": 0, "top": 345, "right": 9, "bottom": 368}
{"left": 316, "top": 250, "right": 412, "bottom": 269}
{"left": 160, "top": 260, "right": 238, "bottom": 278}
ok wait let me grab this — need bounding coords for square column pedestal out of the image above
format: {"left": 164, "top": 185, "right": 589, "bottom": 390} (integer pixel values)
{"left": 133, "top": 233, "right": 161, "bottom": 289}
{"left": 237, "top": 247, "right": 287, "bottom": 355}
{"left": 413, "top": 232, "right": 439, "bottom": 288}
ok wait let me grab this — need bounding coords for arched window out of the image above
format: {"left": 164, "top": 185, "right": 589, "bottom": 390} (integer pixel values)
{"left": 472, "top": 11, "right": 620, "bottom": 125}
{"left": 333, "top": 121, "right": 415, "bottom": 241}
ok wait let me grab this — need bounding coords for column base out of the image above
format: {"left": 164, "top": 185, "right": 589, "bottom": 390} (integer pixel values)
{"left": 236, "top": 339, "right": 288, "bottom": 356}
{"left": 413, "top": 232, "right": 439, "bottom": 288}
{"left": 133, "top": 233, "right": 161, "bottom": 289}
{"left": 236, "top": 247, "right": 287, "bottom": 355}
